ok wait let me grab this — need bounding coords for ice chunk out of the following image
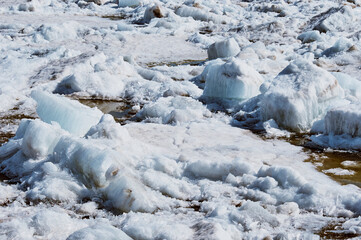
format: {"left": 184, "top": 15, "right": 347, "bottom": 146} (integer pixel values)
{"left": 86, "top": 114, "right": 132, "bottom": 142}
{"left": 118, "top": 0, "right": 142, "bottom": 8}
{"left": 144, "top": 4, "right": 166, "bottom": 24}
{"left": 185, "top": 158, "right": 251, "bottom": 181}
{"left": 54, "top": 137, "right": 122, "bottom": 188}
{"left": 231, "top": 201, "right": 279, "bottom": 230}
{"left": 323, "top": 168, "right": 355, "bottom": 176}
{"left": 207, "top": 38, "right": 240, "bottom": 60}
{"left": 332, "top": 72, "right": 361, "bottom": 99}
{"left": 21, "top": 120, "right": 65, "bottom": 159}
{"left": 260, "top": 60, "right": 344, "bottom": 131}
{"left": 34, "top": 22, "right": 87, "bottom": 42}
{"left": 313, "top": 6, "right": 355, "bottom": 33}
{"left": 175, "top": 6, "right": 230, "bottom": 24}
{"left": 322, "top": 38, "right": 353, "bottom": 57}
{"left": 54, "top": 55, "right": 137, "bottom": 98}
{"left": 67, "top": 223, "right": 132, "bottom": 240}
{"left": 30, "top": 209, "right": 87, "bottom": 238}
{"left": 297, "top": 31, "right": 322, "bottom": 43}
{"left": 31, "top": 91, "right": 103, "bottom": 137}
{"left": 324, "top": 103, "right": 361, "bottom": 137}
{"left": 202, "top": 58, "right": 264, "bottom": 99}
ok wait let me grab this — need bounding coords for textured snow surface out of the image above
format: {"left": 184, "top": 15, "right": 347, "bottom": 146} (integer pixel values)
{"left": 1, "top": 0, "right": 361, "bottom": 239}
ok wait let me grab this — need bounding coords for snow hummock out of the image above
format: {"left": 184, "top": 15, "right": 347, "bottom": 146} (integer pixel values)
{"left": 202, "top": 58, "right": 264, "bottom": 100}
{"left": 260, "top": 59, "right": 344, "bottom": 132}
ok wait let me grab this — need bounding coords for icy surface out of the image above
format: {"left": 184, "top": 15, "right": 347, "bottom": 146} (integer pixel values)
{"left": 1, "top": 0, "right": 361, "bottom": 239}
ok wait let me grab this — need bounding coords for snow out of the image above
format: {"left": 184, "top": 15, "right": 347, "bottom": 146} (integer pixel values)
{"left": 1, "top": 0, "right": 361, "bottom": 238}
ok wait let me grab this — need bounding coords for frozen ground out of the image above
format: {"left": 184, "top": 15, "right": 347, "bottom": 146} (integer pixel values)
{"left": 2, "top": 0, "right": 361, "bottom": 239}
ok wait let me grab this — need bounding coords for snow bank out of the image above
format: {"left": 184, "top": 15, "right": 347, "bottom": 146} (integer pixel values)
{"left": 202, "top": 58, "right": 264, "bottom": 100}
{"left": 31, "top": 90, "right": 103, "bottom": 136}
{"left": 207, "top": 38, "right": 240, "bottom": 60}
{"left": 260, "top": 60, "right": 344, "bottom": 131}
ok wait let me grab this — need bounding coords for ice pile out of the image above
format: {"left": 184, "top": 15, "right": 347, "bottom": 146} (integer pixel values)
{"left": 260, "top": 60, "right": 344, "bottom": 132}
{"left": 201, "top": 58, "right": 264, "bottom": 100}
{"left": 3, "top": 90, "right": 361, "bottom": 238}
{"left": 1, "top": 92, "right": 174, "bottom": 213}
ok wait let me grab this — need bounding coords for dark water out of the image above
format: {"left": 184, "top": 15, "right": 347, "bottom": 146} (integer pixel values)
{"left": 77, "top": 98, "right": 140, "bottom": 125}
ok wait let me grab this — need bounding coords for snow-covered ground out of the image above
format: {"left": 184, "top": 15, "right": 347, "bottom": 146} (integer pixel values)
{"left": 2, "top": 0, "right": 361, "bottom": 239}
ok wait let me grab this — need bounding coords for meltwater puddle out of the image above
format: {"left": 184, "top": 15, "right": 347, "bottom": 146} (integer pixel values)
{"left": 276, "top": 133, "right": 361, "bottom": 188}
{"left": 307, "top": 150, "right": 361, "bottom": 188}
{"left": 74, "top": 97, "right": 141, "bottom": 125}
